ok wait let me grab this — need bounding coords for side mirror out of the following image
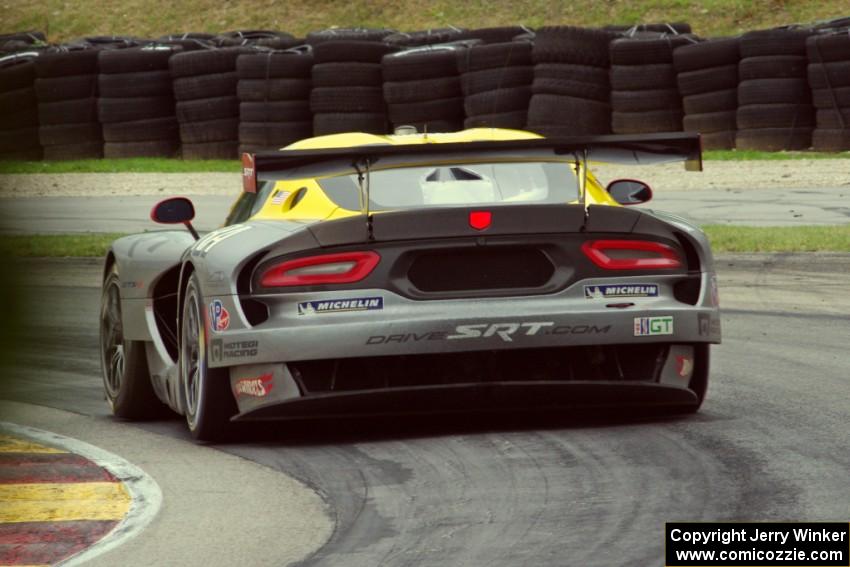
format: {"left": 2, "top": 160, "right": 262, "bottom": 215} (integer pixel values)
{"left": 150, "top": 197, "right": 199, "bottom": 239}
{"left": 606, "top": 179, "right": 653, "bottom": 206}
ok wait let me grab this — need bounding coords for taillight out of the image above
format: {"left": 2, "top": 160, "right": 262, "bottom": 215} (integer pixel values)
{"left": 581, "top": 240, "right": 681, "bottom": 270}
{"left": 260, "top": 251, "right": 380, "bottom": 287}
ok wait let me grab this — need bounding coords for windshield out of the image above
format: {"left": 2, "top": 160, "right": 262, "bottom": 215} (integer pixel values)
{"left": 316, "top": 161, "right": 579, "bottom": 211}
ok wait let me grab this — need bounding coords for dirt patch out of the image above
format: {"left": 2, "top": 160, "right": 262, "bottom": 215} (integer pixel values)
{"left": 1, "top": 159, "right": 850, "bottom": 198}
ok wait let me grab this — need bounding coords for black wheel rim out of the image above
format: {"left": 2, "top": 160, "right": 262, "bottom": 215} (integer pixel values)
{"left": 182, "top": 286, "right": 202, "bottom": 426}
{"left": 100, "top": 280, "right": 124, "bottom": 401}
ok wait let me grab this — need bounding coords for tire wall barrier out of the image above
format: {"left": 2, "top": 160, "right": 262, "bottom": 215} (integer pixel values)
{"left": 2, "top": 17, "right": 850, "bottom": 161}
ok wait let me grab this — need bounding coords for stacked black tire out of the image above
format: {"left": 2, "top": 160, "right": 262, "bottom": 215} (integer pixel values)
{"left": 527, "top": 26, "right": 616, "bottom": 136}
{"left": 35, "top": 49, "right": 103, "bottom": 160}
{"left": 383, "top": 47, "right": 466, "bottom": 133}
{"left": 311, "top": 41, "right": 397, "bottom": 136}
{"left": 97, "top": 46, "right": 181, "bottom": 158}
{"left": 806, "top": 32, "right": 850, "bottom": 151}
{"left": 0, "top": 58, "right": 41, "bottom": 160}
{"left": 458, "top": 26, "right": 530, "bottom": 44}
{"left": 735, "top": 29, "right": 814, "bottom": 151}
{"left": 237, "top": 50, "right": 314, "bottom": 153}
{"left": 458, "top": 41, "right": 533, "bottom": 129}
{"left": 383, "top": 28, "right": 467, "bottom": 48}
{"left": 610, "top": 34, "right": 692, "bottom": 134}
{"left": 674, "top": 37, "right": 741, "bottom": 149}
{"left": 170, "top": 47, "right": 247, "bottom": 159}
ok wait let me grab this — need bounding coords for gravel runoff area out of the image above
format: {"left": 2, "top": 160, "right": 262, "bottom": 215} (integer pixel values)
{"left": 0, "top": 159, "right": 849, "bottom": 198}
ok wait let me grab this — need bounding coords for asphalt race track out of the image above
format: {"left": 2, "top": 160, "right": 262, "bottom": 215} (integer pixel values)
{"left": 2, "top": 254, "right": 849, "bottom": 566}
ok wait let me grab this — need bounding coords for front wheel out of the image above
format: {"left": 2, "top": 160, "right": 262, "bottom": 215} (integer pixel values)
{"left": 180, "top": 273, "right": 236, "bottom": 441}
{"left": 100, "top": 264, "right": 164, "bottom": 419}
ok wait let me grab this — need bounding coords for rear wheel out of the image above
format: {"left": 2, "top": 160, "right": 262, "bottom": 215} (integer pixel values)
{"left": 99, "top": 265, "right": 164, "bottom": 419}
{"left": 180, "top": 273, "right": 236, "bottom": 441}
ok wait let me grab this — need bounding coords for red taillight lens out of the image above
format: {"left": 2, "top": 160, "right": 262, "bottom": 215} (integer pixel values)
{"left": 260, "top": 251, "right": 380, "bottom": 287}
{"left": 581, "top": 240, "right": 682, "bottom": 270}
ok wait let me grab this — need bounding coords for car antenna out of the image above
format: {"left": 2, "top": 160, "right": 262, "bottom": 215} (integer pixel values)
{"left": 574, "top": 150, "right": 590, "bottom": 231}
{"left": 353, "top": 158, "right": 374, "bottom": 240}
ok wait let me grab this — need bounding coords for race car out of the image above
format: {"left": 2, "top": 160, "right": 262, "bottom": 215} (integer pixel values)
{"left": 99, "top": 128, "right": 721, "bottom": 440}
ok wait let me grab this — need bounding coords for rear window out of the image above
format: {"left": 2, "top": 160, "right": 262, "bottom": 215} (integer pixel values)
{"left": 317, "top": 161, "right": 579, "bottom": 211}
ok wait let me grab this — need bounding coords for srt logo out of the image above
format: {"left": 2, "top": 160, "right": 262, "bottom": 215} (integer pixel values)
{"left": 449, "top": 322, "right": 554, "bottom": 342}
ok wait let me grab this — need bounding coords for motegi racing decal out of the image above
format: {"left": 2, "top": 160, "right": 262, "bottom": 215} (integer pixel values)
{"left": 210, "top": 339, "right": 258, "bottom": 362}
{"left": 634, "top": 316, "right": 674, "bottom": 336}
{"left": 366, "top": 321, "right": 611, "bottom": 345}
{"left": 298, "top": 296, "right": 383, "bottom": 316}
{"left": 584, "top": 283, "right": 658, "bottom": 299}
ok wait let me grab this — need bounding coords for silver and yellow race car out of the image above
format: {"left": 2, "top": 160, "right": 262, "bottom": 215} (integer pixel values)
{"left": 100, "top": 128, "right": 721, "bottom": 440}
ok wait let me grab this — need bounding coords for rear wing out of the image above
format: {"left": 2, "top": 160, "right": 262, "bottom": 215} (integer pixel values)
{"left": 241, "top": 132, "right": 703, "bottom": 192}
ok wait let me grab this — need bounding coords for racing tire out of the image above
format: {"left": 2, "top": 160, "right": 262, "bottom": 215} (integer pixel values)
{"left": 180, "top": 141, "right": 238, "bottom": 159}
{"left": 238, "top": 121, "right": 313, "bottom": 145}
{"left": 101, "top": 116, "right": 179, "bottom": 143}
{"left": 176, "top": 96, "right": 239, "bottom": 122}
{"left": 807, "top": 61, "right": 850, "bottom": 89}
{"left": 609, "top": 36, "right": 695, "bottom": 66}
{"left": 38, "top": 98, "right": 98, "bottom": 125}
{"left": 700, "top": 130, "right": 736, "bottom": 150}
{"left": 104, "top": 140, "right": 180, "bottom": 158}
{"left": 173, "top": 73, "right": 239, "bottom": 101}
{"left": 383, "top": 28, "right": 465, "bottom": 48}
{"left": 682, "top": 111, "right": 737, "bottom": 134}
{"left": 179, "top": 118, "right": 238, "bottom": 143}
{"left": 456, "top": 42, "right": 533, "bottom": 73}
{"left": 464, "top": 87, "right": 532, "bottom": 115}
{"left": 737, "top": 78, "right": 810, "bottom": 106}
{"left": 383, "top": 77, "right": 461, "bottom": 104}
{"left": 811, "top": 86, "right": 850, "bottom": 110}
{"left": 313, "top": 112, "right": 388, "bottom": 135}
{"left": 610, "top": 63, "right": 677, "bottom": 90}
{"left": 611, "top": 89, "right": 683, "bottom": 112}
{"left": 169, "top": 48, "right": 247, "bottom": 78}
{"left": 98, "top": 47, "right": 179, "bottom": 74}
{"left": 739, "top": 29, "right": 811, "bottom": 58}
{"left": 387, "top": 97, "right": 463, "bottom": 123}
{"left": 612, "top": 110, "right": 683, "bottom": 134}
{"left": 526, "top": 93, "right": 611, "bottom": 134}
{"left": 676, "top": 64, "right": 739, "bottom": 96}
{"left": 239, "top": 100, "right": 312, "bottom": 122}
{"left": 236, "top": 78, "right": 312, "bottom": 102}
{"left": 735, "top": 127, "right": 812, "bottom": 151}
{"left": 180, "top": 272, "right": 237, "bottom": 441}
{"left": 100, "top": 265, "right": 165, "bottom": 419}
{"left": 0, "top": 107, "right": 38, "bottom": 130}
{"left": 0, "top": 88, "right": 37, "bottom": 114}
{"left": 35, "top": 75, "right": 98, "bottom": 102}
{"left": 736, "top": 104, "right": 814, "bottom": 129}
{"left": 815, "top": 109, "right": 850, "bottom": 129}
{"left": 97, "top": 70, "right": 173, "bottom": 98}
{"left": 533, "top": 78, "right": 610, "bottom": 102}
{"left": 532, "top": 63, "right": 609, "bottom": 85}
{"left": 313, "top": 62, "right": 383, "bottom": 87}
{"left": 39, "top": 122, "right": 102, "bottom": 146}
{"left": 532, "top": 26, "right": 615, "bottom": 67}
{"left": 42, "top": 142, "right": 103, "bottom": 160}
{"left": 806, "top": 33, "right": 850, "bottom": 63}
{"left": 381, "top": 50, "right": 458, "bottom": 82}
{"left": 236, "top": 52, "right": 314, "bottom": 79}
{"left": 0, "top": 60, "right": 36, "bottom": 93}
{"left": 0, "top": 127, "right": 40, "bottom": 152}
{"left": 738, "top": 55, "right": 807, "bottom": 80}
{"left": 97, "top": 96, "right": 175, "bottom": 124}
{"left": 35, "top": 50, "right": 99, "bottom": 78}
{"left": 682, "top": 89, "right": 737, "bottom": 114}
{"left": 672, "top": 37, "right": 740, "bottom": 72}
{"left": 464, "top": 110, "right": 527, "bottom": 129}
{"left": 310, "top": 86, "right": 386, "bottom": 113}
{"left": 460, "top": 66, "right": 534, "bottom": 96}
{"left": 812, "top": 128, "right": 850, "bottom": 151}
{"left": 313, "top": 40, "right": 397, "bottom": 64}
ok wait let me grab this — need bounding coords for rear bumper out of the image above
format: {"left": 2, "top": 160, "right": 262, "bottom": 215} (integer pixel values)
{"left": 232, "top": 381, "right": 699, "bottom": 421}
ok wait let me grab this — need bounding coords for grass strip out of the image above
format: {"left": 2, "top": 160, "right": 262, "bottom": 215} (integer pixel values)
{"left": 702, "top": 225, "right": 850, "bottom": 252}
{"left": 3, "top": 226, "right": 850, "bottom": 257}
{"left": 0, "top": 233, "right": 129, "bottom": 257}
{"left": 0, "top": 158, "right": 240, "bottom": 174}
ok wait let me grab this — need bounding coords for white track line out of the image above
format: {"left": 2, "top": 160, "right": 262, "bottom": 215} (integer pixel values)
{"left": 0, "top": 422, "right": 162, "bottom": 566}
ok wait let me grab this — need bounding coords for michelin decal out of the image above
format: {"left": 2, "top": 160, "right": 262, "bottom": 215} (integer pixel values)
{"left": 298, "top": 296, "right": 383, "bottom": 316}
{"left": 585, "top": 283, "right": 659, "bottom": 299}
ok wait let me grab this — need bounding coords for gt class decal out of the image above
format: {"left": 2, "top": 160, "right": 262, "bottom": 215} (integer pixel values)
{"left": 634, "top": 316, "right": 673, "bottom": 336}
{"left": 584, "top": 283, "right": 658, "bottom": 299}
{"left": 234, "top": 373, "right": 274, "bottom": 398}
{"left": 298, "top": 296, "right": 383, "bottom": 316}
{"left": 209, "top": 299, "right": 230, "bottom": 332}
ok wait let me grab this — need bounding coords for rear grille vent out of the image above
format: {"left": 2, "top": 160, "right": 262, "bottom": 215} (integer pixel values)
{"left": 407, "top": 247, "right": 554, "bottom": 292}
